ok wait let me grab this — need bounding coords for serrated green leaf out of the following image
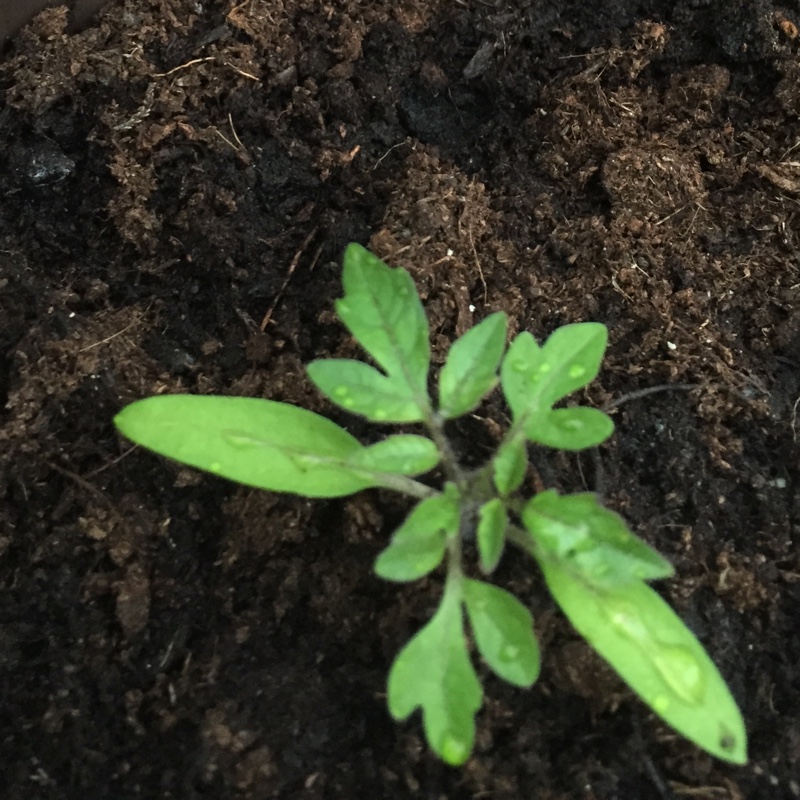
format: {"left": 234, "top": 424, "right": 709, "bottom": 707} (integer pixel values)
{"left": 526, "top": 407, "right": 614, "bottom": 450}
{"left": 477, "top": 499, "right": 507, "bottom": 573}
{"left": 114, "top": 395, "right": 376, "bottom": 498}
{"left": 334, "top": 244, "right": 431, "bottom": 414}
{"left": 501, "top": 323, "right": 608, "bottom": 422}
{"left": 307, "top": 359, "right": 425, "bottom": 423}
{"left": 540, "top": 558, "right": 747, "bottom": 764}
{"left": 463, "top": 579, "right": 540, "bottom": 688}
{"left": 374, "top": 491, "right": 459, "bottom": 582}
{"left": 346, "top": 434, "right": 439, "bottom": 476}
{"left": 439, "top": 312, "right": 507, "bottom": 419}
{"left": 493, "top": 437, "right": 528, "bottom": 496}
{"left": 522, "top": 490, "right": 674, "bottom": 588}
{"left": 387, "top": 585, "right": 482, "bottom": 765}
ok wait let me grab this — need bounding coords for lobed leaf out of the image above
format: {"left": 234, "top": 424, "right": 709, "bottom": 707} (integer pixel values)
{"left": 114, "top": 395, "right": 375, "bottom": 498}
{"left": 501, "top": 323, "right": 608, "bottom": 423}
{"left": 522, "top": 490, "right": 674, "bottom": 588}
{"left": 438, "top": 312, "right": 507, "bottom": 419}
{"left": 334, "top": 243, "right": 431, "bottom": 414}
{"left": 387, "top": 585, "right": 482, "bottom": 765}
{"left": 307, "top": 359, "right": 425, "bottom": 423}
{"left": 463, "top": 579, "right": 540, "bottom": 688}
{"left": 540, "top": 557, "right": 747, "bottom": 764}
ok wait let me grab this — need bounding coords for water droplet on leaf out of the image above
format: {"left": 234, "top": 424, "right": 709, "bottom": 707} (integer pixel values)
{"left": 500, "top": 645, "right": 520, "bottom": 661}
{"left": 569, "top": 364, "right": 586, "bottom": 378}
{"left": 603, "top": 601, "right": 707, "bottom": 707}
{"left": 651, "top": 644, "right": 706, "bottom": 706}
{"left": 334, "top": 386, "right": 350, "bottom": 398}
{"left": 440, "top": 733, "right": 469, "bottom": 765}
{"left": 538, "top": 363, "right": 552, "bottom": 374}
{"left": 652, "top": 694, "right": 670, "bottom": 713}
{"left": 373, "top": 408, "right": 388, "bottom": 420}
{"left": 562, "top": 418, "right": 583, "bottom": 431}
{"left": 209, "top": 462, "right": 222, "bottom": 473}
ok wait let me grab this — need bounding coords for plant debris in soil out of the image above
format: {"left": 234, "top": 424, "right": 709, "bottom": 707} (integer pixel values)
{"left": 1, "top": 1, "right": 800, "bottom": 798}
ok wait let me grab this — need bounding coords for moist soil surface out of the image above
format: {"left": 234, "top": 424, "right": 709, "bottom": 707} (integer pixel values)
{"left": 2, "top": 1, "right": 800, "bottom": 798}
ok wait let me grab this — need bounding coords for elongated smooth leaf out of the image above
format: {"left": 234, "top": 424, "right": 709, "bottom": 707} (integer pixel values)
{"left": 374, "top": 489, "right": 459, "bottom": 582}
{"left": 307, "top": 359, "right": 424, "bottom": 423}
{"left": 540, "top": 557, "right": 747, "bottom": 764}
{"left": 526, "top": 407, "right": 614, "bottom": 450}
{"left": 439, "top": 312, "right": 507, "bottom": 419}
{"left": 335, "top": 244, "right": 430, "bottom": 410}
{"left": 501, "top": 324, "right": 608, "bottom": 422}
{"left": 477, "top": 498, "right": 507, "bottom": 573}
{"left": 345, "top": 434, "right": 439, "bottom": 476}
{"left": 387, "top": 585, "right": 482, "bottom": 765}
{"left": 493, "top": 437, "right": 528, "bottom": 496}
{"left": 463, "top": 579, "right": 540, "bottom": 688}
{"left": 501, "top": 332, "right": 543, "bottom": 420}
{"left": 522, "top": 490, "right": 674, "bottom": 588}
{"left": 114, "top": 395, "right": 376, "bottom": 498}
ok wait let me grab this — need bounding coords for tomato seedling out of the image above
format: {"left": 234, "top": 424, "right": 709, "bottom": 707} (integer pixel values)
{"left": 115, "top": 244, "right": 747, "bottom": 766}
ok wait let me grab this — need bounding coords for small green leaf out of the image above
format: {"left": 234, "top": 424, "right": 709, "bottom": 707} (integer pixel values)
{"left": 463, "top": 579, "right": 540, "bottom": 688}
{"left": 522, "top": 490, "right": 674, "bottom": 587}
{"left": 537, "top": 323, "right": 608, "bottom": 405}
{"left": 439, "top": 312, "right": 507, "bottom": 419}
{"left": 336, "top": 243, "right": 430, "bottom": 407}
{"left": 387, "top": 584, "right": 482, "bottom": 765}
{"left": 527, "top": 406, "right": 614, "bottom": 450}
{"left": 501, "top": 331, "right": 544, "bottom": 420}
{"left": 114, "top": 395, "right": 375, "bottom": 498}
{"left": 374, "top": 491, "right": 459, "bottom": 582}
{"left": 477, "top": 499, "right": 507, "bottom": 573}
{"left": 345, "top": 434, "right": 439, "bottom": 476}
{"left": 493, "top": 437, "right": 528, "bottom": 496}
{"left": 501, "top": 323, "right": 608, "bottom": 422}
{"left": 540, "top": 558, "right": 747, "bottom": 765}
{"left": 307, "top": 359, "right": 425, "bottom": 423}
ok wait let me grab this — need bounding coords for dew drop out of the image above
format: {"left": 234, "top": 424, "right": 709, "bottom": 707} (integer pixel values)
{"left": 373, "top": 408, "right": 388, "bottom": 420}
{"left": 209, "top": 462, "right": 223, "bottom": 473}
{"left": 569, "top": 364, "right": 586, "bottom": 379}
{"left": 440, "top": 733, "right": 469, "bottom": 765}
{"left": 538, "top": 363, "right": 552, "bottom": 374}
{"left": 333, "top": 385, "right": 350, "bottom": 398}
{"left": 500, "top": 644, "right": 520, "bottom": 661}
{"left": 561, "top": 418, "right": 584, "bottom": 431}
{"left": 652, "top": 694, "right": 670, "bottom": 713}
{"left": 604, "top": 601, "right": 651, "bottom": 642}
{"left": 511, "top": 360, "right": 528, "bottom": 373}
{"left": 651, "top": 644, "right": 706, "bottom": 706}
{"left": 342, "top": 397, "right": 356, "bottom": 409}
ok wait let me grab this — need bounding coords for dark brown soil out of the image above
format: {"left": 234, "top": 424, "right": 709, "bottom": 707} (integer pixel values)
{"left": 1, "top": 1, "right": 800, "bottom": 798}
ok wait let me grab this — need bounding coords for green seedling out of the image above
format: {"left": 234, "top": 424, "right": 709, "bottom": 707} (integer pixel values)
{"left": 114, "top": 244, "right": 747, "bottom": 766}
